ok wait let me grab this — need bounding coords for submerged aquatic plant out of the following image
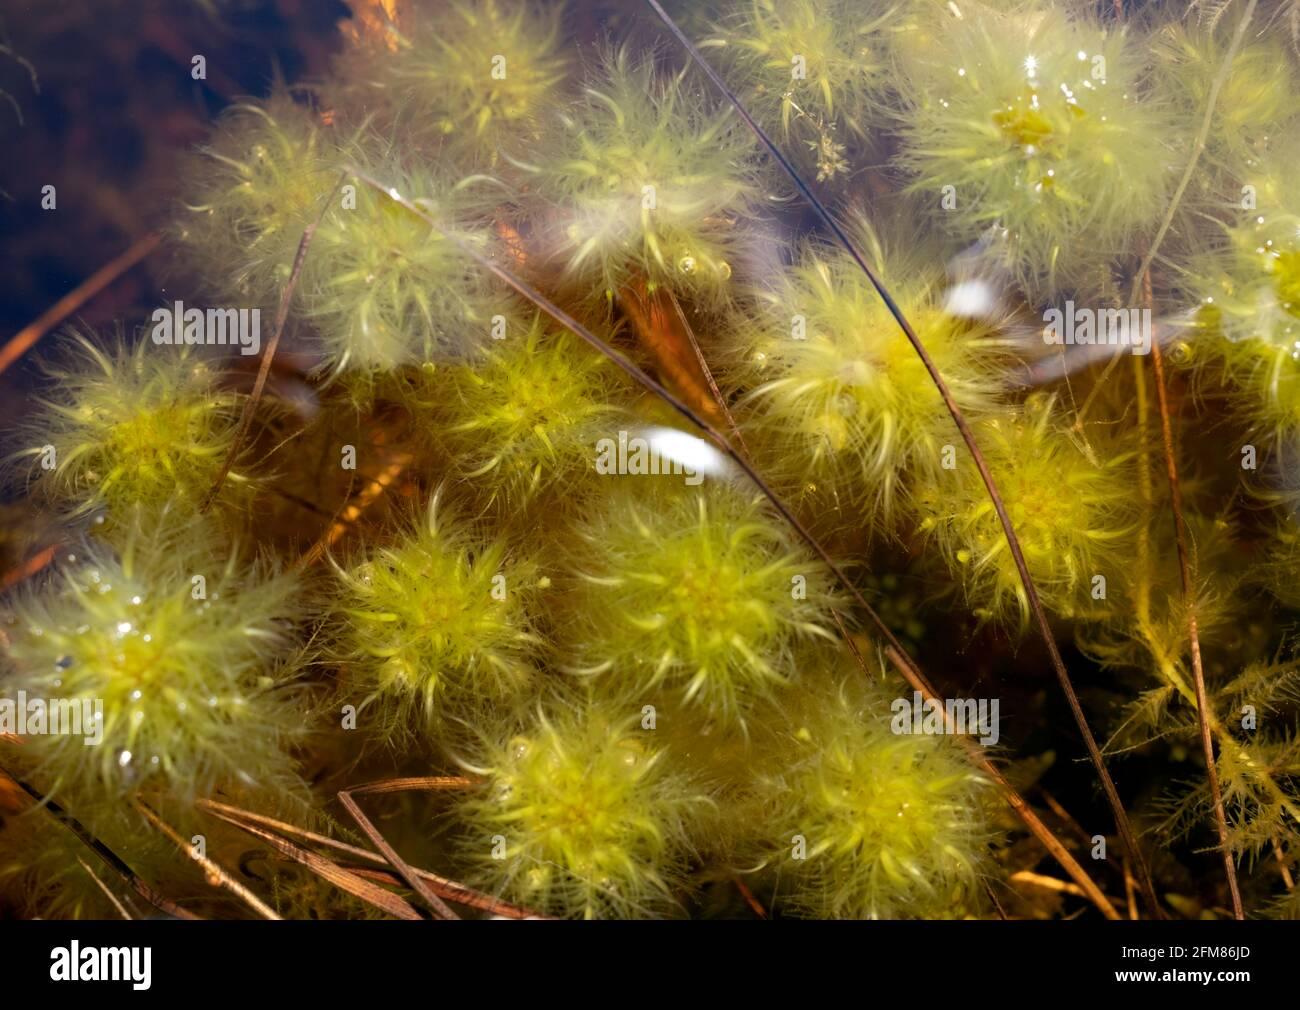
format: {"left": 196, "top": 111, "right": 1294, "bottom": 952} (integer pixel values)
{"left": 562, "top": 482, "right": 840, "bottom": 725}
{"left": 725, "top": 220, "right": 1009, "bottom": 529}
{"left": 175, "top": 90, "right": 507, "bottom": 377}
{"left": 300, "top": 160, "right": 506, "bottom": 375}
{"left": 10, "top": 0, "right": 1300, "bottom": 924}
{"left": 1153, "top": 19, "right": 1300, "bottom": 168}
{"left": 326, "top": 490, "right": 543, "bottom": 741}
{"left": 518, "top": 44, "right": 759, "bottom": 312}
{"left": 701, "top": 0, "right": 898, "bottom": 183}
{"left": 739, "top": 672, "right": 995, "bottom": 919}
{"left": 450, "top": 697, "right": 707, "bottom": 919}
{"left": 1188, "top": 137, "right": 1300, "bottom": 438}
{"left": 174, "top": 90, "right": 337, "bottom": 314}
{"left": 0, "top": 507, "right": 309, "bottom": 802}
{"left": 893, "top": 1, "right": 1174, "bottom": 298}
{"left": 913, "top": 395, "right": 1139, "bottom": 628}
{"left": 406, "top": 312, "right": 633, "bottom": 513}
{"left": 7, "top": 333, "right": 251, "bottom": 524}
{"left": 325, "top": 0, "right": 571, "bottom": 167}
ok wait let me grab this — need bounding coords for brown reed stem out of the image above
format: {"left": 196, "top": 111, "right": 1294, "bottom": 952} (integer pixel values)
{"left": 0, "top": 770, "right": 200, "bottom": 919}
{"left": 0, "top": 232, "right": 159, "bottom": 378}
{"left": 1147, "top": 323, "right": 1244, "bottom": 920}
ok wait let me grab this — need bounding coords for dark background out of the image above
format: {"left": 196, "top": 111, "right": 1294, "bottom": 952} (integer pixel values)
{"left": 0, "top": 0, "right": 350, "bottom": 436}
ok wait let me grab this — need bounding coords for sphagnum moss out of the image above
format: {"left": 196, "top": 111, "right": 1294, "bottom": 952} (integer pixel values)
{"left": 13, "top": 0, "right": 1300, "bottom": 923}
{"left": 893, "top": 0, "right": 1176, "bottom": 300}
{"left": 738, "top": 673, "right": 996, "bottom": 920}
{"left": 300, "top": 160, "right": 507, "bottom": 375}
{"left": 517, "top": 44, "right": 760, "bottom": 314}
{"left": 324, "top": 0, "right": 572, "bottom": 170}
{"left": 449, "top": 696, "right": 708, "bottom": 919}
{"left": 1188, "top": 136, "right": 1300, "bottom": 439}
{"left": 405, "top": 311, "right": 634, "bottom": 515}
{"left": 326, "top": 490, "right": 544, "bottom": 743}
{"left": 173, "top": 89, "right": 337, "bottom": 314}
{"left": 6, "top": 333, "right": 254, "bottom": 526}
{"left": 561, "top": 481, "right": 841, "bottom": 727}
{"left": 0, "top": 505, "right": 311, "bottom": 803}
{"left": 913, "top": 395, "right": 1140, "bottom": 629}
{"left": 700, "top": 0, "right": 897, "bottom": 184}
{"left": 723, "top": 220, "right": 1010, "bottom": 532}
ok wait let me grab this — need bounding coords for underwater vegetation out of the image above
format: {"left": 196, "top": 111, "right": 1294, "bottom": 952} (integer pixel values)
{"left": 6, "top": 335, "right": 256, "bottom": 525}
{"left": 723, "top": 217, "right": 1009, "bottom": 528}
{"left": 1, "top": 506, "right": 310, "bottom": 803}
{"left": 325, "top": 488, "right": 544, "bottom": 739}
{"left": 699, "top": 0, "right": 898, "bottom": 183}
{"left": 450, "top": 696, "right": 708, "bottom": 919}
{"left": 4, "top": 0, "right": 1300, "bottom": 924}
{"left": 561, "top": 481, "right": 841, "bottom": 725}
{"left": 517, "top": 42, "right": 760, "bottom": 312}
{"left": 892, "top": 1, "right": 1176, "bottom": 300}
{"left": 914, "top": 393, "right": 1140, "bottom": 628}
{"left": 738, "top": 673, "right": 995, "bottom": 919}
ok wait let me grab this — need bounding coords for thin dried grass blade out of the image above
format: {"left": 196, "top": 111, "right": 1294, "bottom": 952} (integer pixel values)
{"left": 133, "top": 797, "right": 280, "bottom": 920}
{"left": 197, "top": 798, "right": 544, "bottom": 919}
{"left": 78, "top": 857, "right": 137, "bottom": 920}
{"left": 201, "top": 803, "right": 423, "bottom": 920}
{"left": 339, "top": 788, "right": 460, "bottom": 920}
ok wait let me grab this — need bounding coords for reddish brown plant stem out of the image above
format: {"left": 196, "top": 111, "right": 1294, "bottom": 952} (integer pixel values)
{"left": 338, "top": 778, "right": 472, "bottom": 920}
{"left": 0, "top": 232, "right": 159, "bottom": 377}
{"left": 201, "top": 174, "right": 344, "bottom": 514}
{"left": 0, "top": 545, "right": 56, "bottom": 591}
{"left": 734, "top": 876, "right": 768, "bottom": 919}
{"left": 1146, "top": 301, "right": 1244, "bottom": 920}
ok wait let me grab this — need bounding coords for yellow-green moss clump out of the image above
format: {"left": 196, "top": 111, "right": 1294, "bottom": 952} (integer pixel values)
{"left": 174, "top": 89, "right": 508, "bottom": 377}
{"left": 561, "top": 482, "right": 840, "bottom": 726}
{"left": 913, "top": 396, "right": 1139, "bottom": 628}
{"left": 725, "top": 223, "right": 1008, "bottom": 531}
{"left": 325, "top": 0, "right": 571, "bottom": 169}
{"left": 1188, "top": 139, "right": 1300, "bottom": 439}
{"left": 738, "top": 673, "right": 995, "bottom": 919}
{"left": 407, "top": 312, "right": 633, "bottom": 514}
{"left": 450, "top": 697, "right": 708, "bottom": 919}
{"left": 174, "top": 91, "right": 337, "bottom": 313}
{"left": 326, "top": 491, "right": 544, "bottom": 741}
{"left": 0, "top": 507, "right": 309, "bottom": 802}
{"left": 518, "top": 45, "right": 759, "bottom": 313}
{"left": 301, "top": 161, "right": 505, "bottom": 375}
{"left": 701, "top": 0, "right": 896, "bottom": 183}
{"left": 9, "top": 334, "right": 251, "bottom": 524}
{"left": 893, "top": 1, "right": 1174, "bottom": 299}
